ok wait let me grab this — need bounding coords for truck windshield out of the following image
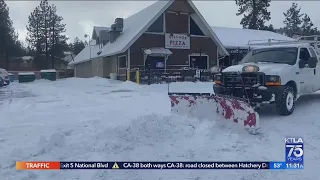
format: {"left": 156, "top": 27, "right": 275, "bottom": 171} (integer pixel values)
{"left": 239, "top": 47, "right": 298, "bottom": 65}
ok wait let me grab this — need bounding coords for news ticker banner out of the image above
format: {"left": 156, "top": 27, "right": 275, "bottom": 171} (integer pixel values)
{"left": 16, "top": 161, "right": 302, "bottom": 170}
{"left": 15, "top": 137, "right": 304, "bottom": 171}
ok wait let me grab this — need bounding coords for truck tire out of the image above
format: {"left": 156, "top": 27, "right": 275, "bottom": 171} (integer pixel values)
{"left": 276, "top": 86, "right": 296, "bottom": 116}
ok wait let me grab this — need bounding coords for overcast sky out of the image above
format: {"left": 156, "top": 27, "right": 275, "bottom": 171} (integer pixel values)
{"left": 6, "top": 1, "right": 320, "bottom": 45}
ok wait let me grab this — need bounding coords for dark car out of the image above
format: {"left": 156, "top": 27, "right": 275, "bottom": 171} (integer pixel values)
{"left": 0, "top": 76, "right": 4, "bottom": 87}
{"left": 0, "top": 68, "right": 10, "bottom": 86}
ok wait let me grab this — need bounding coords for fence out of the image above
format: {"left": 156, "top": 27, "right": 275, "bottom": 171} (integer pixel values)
{"left": 8, "top": 71, "right": 41, "bottom": 80}
{"left": 8, "top": 69, "right": 74, "bottom": 80}
{"left": 126, "top": 69, "right": 217, "bottom": 85}
{"left": 56, "top": 69, "right": 74, "bottom": 79}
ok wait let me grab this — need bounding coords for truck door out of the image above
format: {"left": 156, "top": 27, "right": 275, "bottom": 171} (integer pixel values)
{"left": 308, "top": 47, "right": 320, "bottom": 91}
{"left": 298, "top": 47, "right": 315, "bottom": 94}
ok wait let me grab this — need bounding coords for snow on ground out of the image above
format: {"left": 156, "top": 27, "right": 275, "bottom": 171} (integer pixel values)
{"left": 0, "top": 77, "right": 319, "bottom": 180}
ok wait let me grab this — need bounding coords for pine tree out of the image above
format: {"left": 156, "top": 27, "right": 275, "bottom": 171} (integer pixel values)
{"left": 300, "top": 14, "right": 317, "bottom": 36}
{"left": 26, "top": 6, "right": 43, "bottom": 56}
{"left": 310, "top": 27, "right": 320, "bottom": 36}
{"left": 235, "top": 0, "right": 271, "bottom": 30}
{"left": 26, "top": 6, "right": 47, "bottom": 69}
{"left": 71, "top": 37, "right": 85, "bottom": 55}
{"left": 0, "top": 0, "right": 16, "bottom": 68}
{"left": 274, "top": 27, "right": 286, "bottom": 35}
{"left": 283, "top": 3, "right": 303, "bottom": 37}
{"left": 9, "top": 32, "right": 27, "bottom": 57}
{"left": 26, "top": 0, "right": 68, "bottom": 69}
{"left": 261, "top": 24, "right": 275, "bottom": 32}
{"left": 48, "top": 4, "right": 68, "bottom": 67}
{"left": 39, "top": 0, "right": 51, "bottom": 65}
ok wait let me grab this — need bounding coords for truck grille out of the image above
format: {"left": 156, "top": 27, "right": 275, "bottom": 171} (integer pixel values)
{"left": 222, "top": 72, "right": 265, "bottom": 87}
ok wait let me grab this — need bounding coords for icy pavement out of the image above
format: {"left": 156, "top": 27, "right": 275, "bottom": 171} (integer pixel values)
{"left": 0, "top": 77, "right": 319, "bottom": 180}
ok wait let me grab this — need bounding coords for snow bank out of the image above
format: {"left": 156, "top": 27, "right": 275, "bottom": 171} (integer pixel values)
{"left": 40, "top": 69, "right": 56, "bottom": 73}
{"left": 0, "top": 77, "right": 319, "bottom": 180}
{"left": 18, "top": 72, "right": 35, "bottom": 75}
{"left": 166, "top": 81, "right": 214, "bottom": 94}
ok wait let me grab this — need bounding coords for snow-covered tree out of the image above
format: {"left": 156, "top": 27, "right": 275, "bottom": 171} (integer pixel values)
{"left": 26, "top": 0, "right": 68, "bottom": 68}
{"left": 235, "top": 0, "right": 271, "bottom": 30}
{"left": 0, "top": 0, "right": 24, "bottom": 68}
{"left": 283, "top": 3, "right": 303, "bottom": 37}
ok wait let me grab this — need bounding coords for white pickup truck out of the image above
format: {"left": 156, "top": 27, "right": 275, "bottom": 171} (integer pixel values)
{"left": 213, "top": 36, "right": 320, "bottom": 115}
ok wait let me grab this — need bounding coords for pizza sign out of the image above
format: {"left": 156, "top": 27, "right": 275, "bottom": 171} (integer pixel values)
{"left": 165, "top": 33, "right": 190, "bottom": 49}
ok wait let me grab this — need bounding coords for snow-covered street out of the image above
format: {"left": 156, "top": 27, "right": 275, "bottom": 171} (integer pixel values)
{"left": 0, "top": 78, "right": 319, "bottom": 180}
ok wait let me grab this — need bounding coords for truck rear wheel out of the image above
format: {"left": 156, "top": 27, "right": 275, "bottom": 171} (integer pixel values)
{"left": 276, "top": 86, "right": 296, "bottom": 116}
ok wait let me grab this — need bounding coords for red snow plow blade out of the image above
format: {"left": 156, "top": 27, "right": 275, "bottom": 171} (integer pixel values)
{"left": 168, "top": 93, "right": 260, "bottom": 135}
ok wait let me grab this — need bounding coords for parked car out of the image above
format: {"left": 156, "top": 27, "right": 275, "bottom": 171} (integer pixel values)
{"left": 0, "top": 76, "right": 4, "bottom": 87}
{"left": 0, "top": 68, "right": 10, "bottom": 86}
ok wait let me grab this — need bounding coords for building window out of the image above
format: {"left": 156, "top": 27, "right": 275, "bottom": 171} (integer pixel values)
{"left": 146, "top": 14, "right": 163, "bottom": 33}
{"left": 118, "top": 55, "right": 127, "bottom": 68}
{"left": 190, "top": 16, "right": 204, "bottom": 36}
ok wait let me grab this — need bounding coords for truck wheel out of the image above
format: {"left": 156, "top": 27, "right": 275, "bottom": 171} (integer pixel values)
{"left": 276, "top": 86, "right": 296, "bottom": 116}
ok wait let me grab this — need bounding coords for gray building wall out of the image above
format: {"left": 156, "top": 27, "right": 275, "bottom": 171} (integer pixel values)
{"left": 91, "top": 57, "right": 104, "bottom": 77}
{"left": 103, "top": 55, "right": 117, "bottom": 78}
{"left": 74, "top": 56, "right": 118, "bottom": 78}
{"left": 74, "top": 60, "right": 93, "bottom": 78}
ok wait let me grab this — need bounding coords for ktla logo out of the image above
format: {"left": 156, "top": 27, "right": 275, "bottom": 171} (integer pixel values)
{"left": 286, "top": 145, "right": 303, "bottom": 157}
{"left": 285, "top": 137, "right": 304, "bottom": 161}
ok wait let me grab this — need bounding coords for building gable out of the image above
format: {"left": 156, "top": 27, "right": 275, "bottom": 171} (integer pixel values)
{"left": 129, "top": 0, "right": 224, "bottom": 70}
{"left": 71, "top": 0, "right": 228, "bottom": 65}
{"left": 146, "top": 14, "right": 164, "bottom": 33}
{"left": 167, "top": 0, "right": 195, "bottom": 13}
{"left": 136, "top": 0, "right": 228, "bottom": 56}
{"left": 113, "top": 0, "right": 228, "bottom": 57}
{"left": 190, "top": 16, "right": 204, "bottom": 36}
{"left": 145, "top": 1, "right": 205, "bottom": 36}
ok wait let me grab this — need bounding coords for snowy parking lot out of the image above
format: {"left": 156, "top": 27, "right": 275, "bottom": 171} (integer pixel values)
{"left": 0, "top": 78, "right": 319, "bottom": 180}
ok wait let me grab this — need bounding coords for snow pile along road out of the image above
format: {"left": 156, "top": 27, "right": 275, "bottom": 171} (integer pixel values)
{"left": 0, "top": 77, "right": 319, "bottom": 180}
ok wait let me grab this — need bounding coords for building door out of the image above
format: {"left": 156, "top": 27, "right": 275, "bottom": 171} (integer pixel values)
{"left": 189, "top": 55, "right": 208, "bottom": 69}
{"left": 145, "top": 56, "right": 165, "bottom": 70}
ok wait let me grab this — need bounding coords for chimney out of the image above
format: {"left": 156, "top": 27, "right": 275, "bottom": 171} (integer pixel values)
{"left": 108, "top": 18, "right": 124, "bottom": 43}
{"left": 115, "top": 18, "right": 123, "bottom": 31}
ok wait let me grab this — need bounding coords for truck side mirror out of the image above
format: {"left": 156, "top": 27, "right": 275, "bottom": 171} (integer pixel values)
{"left": 298, "top": 59, "right": 305, "bottom": 69}
{"left": 308, "top": 57, "right": 318, "bottom": 68}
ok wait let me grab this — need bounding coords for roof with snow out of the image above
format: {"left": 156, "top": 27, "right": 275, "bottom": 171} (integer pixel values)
{"left": 92, "top": 26, "right": 110, "bottom": 39}
{"left": 70, "top": 0, "right": 228, "bottom": 65}
{"left": 211, "top": 26, "right": 295, "bottom": 49}
{"left": 70, "top": 39, "right": 101, "bottom": 64}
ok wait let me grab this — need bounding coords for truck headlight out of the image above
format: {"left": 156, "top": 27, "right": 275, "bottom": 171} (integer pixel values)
{"left": 242, "top": 65, "right": 259, "bottom": 72}
{"left": 265, "top": 75, "right": 281, "bottom": 86}
{"left": 214, "top": 74, "right": 222, "bottom": 85}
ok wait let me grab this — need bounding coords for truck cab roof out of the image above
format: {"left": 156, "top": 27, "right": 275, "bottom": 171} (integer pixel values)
{"left": 252, "top": 42, "right": 313, "bottom": 49}
{"left": 247, "top": 36, "right": 320, "bottom": 56}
